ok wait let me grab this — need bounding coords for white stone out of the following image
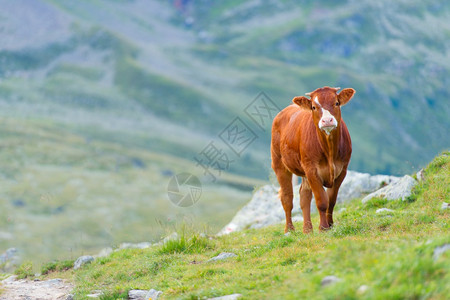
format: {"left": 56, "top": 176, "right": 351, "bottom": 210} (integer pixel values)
{"left": 362, "top": 175, "right": 417, "bottom": 203}
{"left": 1, "top": 275, "right": 18, "bottom": 283}
{"left": 163, "top": 232, "right": 179, "bottom": 243}
{"left": 321, "top": 275, "right": 342, "bottom": 286}
{"left": 433, "top": 244, "right": 450, "bottom": 261}
{"left": 87, "top": 294, "right": 101, "bottom": 298}
{"left": 416, "top": 169, "right": 425, "bottom": 182}
{"left": 376, "top": 208, "right": 394, "bottom": 214}
{"left": 208, "top": 252, "right": 237, "bottom": 262}
{"left": 441, "top": 202, "right": 449, "bottom": 210}
{"left": 119, "top": 242, "right": 152, "bottom": 250}
{"left": 74, "top": 255, "right": 94, "bottom": 270}
{"left": 146, "top": 289, "right": 163, "bottom": 300}
{"left": 357, "top": 285, "right": 369, "bottom": 294}
{"left": 129, "top": 289, "right": 163, "bottom": 300}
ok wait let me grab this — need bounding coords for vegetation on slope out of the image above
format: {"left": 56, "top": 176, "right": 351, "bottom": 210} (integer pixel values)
{"left": 1, "top": 0, "right": 449, "bottom": 275}
{"left": 28, "top": 151, "right": 450, "bottom": 299}
{"left": 1, "top": 0, "right": 449, "bottom": 178}
{"left": 0, "top": 118, "right": 263, "bottom": 265}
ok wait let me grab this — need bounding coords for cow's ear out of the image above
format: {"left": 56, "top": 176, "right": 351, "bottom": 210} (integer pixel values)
{"left": 338, "top": 88, "right": 355, "bottom": 106}
{"left": 292, "top": 96, "right": 312, "bottom": 110}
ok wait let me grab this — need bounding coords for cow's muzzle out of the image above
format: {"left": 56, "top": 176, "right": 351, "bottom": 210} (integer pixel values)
{"left": 319, "top": 117, "right": 337, "bottom": 135}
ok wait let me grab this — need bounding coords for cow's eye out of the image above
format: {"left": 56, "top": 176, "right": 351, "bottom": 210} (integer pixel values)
{"left": 312, "top": 106, "right": 316, "bottom": 110}
{"left": 335, "top": 102, "right": 340, "bottom": 106}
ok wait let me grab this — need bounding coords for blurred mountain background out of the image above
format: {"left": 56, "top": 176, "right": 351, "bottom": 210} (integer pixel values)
{"left": 0, "top": 0, "right": 449, "bottom": 264}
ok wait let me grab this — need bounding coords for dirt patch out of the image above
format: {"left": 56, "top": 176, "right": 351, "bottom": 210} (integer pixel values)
{"left": 0, "top": 276, "right": 73, "bottom": 300}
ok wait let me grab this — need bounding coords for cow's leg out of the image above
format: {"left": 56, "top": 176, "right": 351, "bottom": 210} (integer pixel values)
{"left": 326, "top": 169, "right": 347, "bottom": 227}
{"left": 275, "top": 168, "right": 294, "bottom": 233}
{"left": 305, "top": 171, "right": 329, "bottom": 231}
{"left": 300, "top": 177, "right": 313, "bottom": 233}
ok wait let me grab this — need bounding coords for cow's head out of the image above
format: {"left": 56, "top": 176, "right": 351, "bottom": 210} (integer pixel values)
{"left": 292, "top": 86, "right": 355, "bottom": 135}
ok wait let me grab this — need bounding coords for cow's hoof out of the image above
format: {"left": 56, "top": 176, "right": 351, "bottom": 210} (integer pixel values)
{"left": 319, "top": 225, "right": 331, "bottom": 231}
{"left": 303, "top": 226, "right": 313, "bottom": 234}
{"left": 284, "top": 225, "right": 295, "bottom": 233}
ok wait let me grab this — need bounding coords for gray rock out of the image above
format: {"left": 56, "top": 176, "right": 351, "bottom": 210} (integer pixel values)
{"left": 163, "top": 232, "right": 179, "bottom": 243}
{"left": 416, "top": 169, "right": 425, "bottom": 182}
{"left": 146, "top": 289, "right": 163, "bottom": 300}
{"left": 42, "top": 278, "right": 63, "bottom": 286}
{"left": 362, "top": 175, "right": 417, "bottom": 203}
{"left": 208, "top": 252, "right": 237, "bottom": 262}
{"left": 218, "top": 184, "right": 298, "bottom": 235}
{"left": 376, "top": 208, "right": 394, "bottom": 214}
{"left": 339, "top": 171, "right": 399, "bottom": 202}
{"left": 433, "top": 244, "right": 450, "bottom": 261}
{"left": 74, "top": 255, "right": 94, "bottom": 270}
{"left": 207, "top": 294, "right": 242, "bottom": 300}
{"left": 219, "top": 171, "right": 400, "bottom": 235}
{"left": 321, "top": 275, "right": 342, "bottom": 286}
{"left": 0, "top": 247, "right": 18, "bottom": 263}
{"left": 66, "top": 294, "right": 74, "bottom": 300}
{"left": 357, "top": 285, "right": 369, "bottom": 295}
{"left": 87, "top": 293, "right": 102, "bottom": 298}
{"left": 1, "top": 275, "right": 17, "bottom": 283}
{"left": 128, "top": 290, "right": 147, "bottom": 300}
{"left": 129, "top": 289, "right": 163, "bottom": 300}
{"left": 118, "top": 242, "right": 152, "bottom": 250}
{"left": 0, "top": 248, "right": 20, "bottom": 272}
{"left": 87, "top": 290, "right": 103, "bottom": 298}
{"left": 441, "top": 202, "right": 449, "bottom": 210}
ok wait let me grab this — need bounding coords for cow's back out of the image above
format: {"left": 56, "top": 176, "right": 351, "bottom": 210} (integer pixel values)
{"left": 271, "top": 104, "right": 314, "bottom": 176}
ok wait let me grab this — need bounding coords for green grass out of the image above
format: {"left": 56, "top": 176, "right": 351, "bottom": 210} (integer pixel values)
{"left": 0, "top": 117, "right": 262, "bottom": 266}
{"left": 158, "top": 234, "right": 213, "bottom": 255}
{"left": 41, "top": 260, "right": 75, "bottom": 275}
{"left": 13, "top": 261, "right": 34, "bottom": 279}
{"left": 36, "top": 152, "right": 449, "bottom": 299}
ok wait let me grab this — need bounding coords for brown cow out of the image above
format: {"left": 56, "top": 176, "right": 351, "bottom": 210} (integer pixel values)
{"left": 271, "top": 86, "right": 355, "bottom": 233}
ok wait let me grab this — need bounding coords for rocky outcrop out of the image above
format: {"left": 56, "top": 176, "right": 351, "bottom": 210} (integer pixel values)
{"left": 117, "top": 242, "right": 152, "bottom": 250}
{"left": 219, "top": 171, "right": 399, "bottom": 235}
{"left": 338, "top": 171, "right": 399, "bottom": 202}
{"left": 376, "top": 208, "right": 394, "bottom": 214}
{"left": 321, "top": 275, "right": 342, "bottom": 286}
{"left": 0, "top": 248, "right": 20, "bottom": 272}
{"left": 433, "top": 244, "right": 450, "bottom": 261}
{"left": 0, "top": 276, "right": 73, "bottom": 300}
{"left": 362, "top": 175, "right": 417, "bottom": 203}
{"left": 129, "top": 289, "right": 163, "bottom": 300}
{"left": 208, "top": 252, "right": 237, "bottom": 262}
{"left": 73, "top": 256, "right": 94, "bottom": 270}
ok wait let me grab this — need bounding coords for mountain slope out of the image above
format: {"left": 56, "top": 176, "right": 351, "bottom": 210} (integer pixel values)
{"left": 1, "top": 0, "right": 449, "bottom": 177}
{"left": 12, "top": 151, "right": 449, "bottom": 299}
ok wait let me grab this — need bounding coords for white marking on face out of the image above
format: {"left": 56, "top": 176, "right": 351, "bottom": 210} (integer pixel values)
{"left": 314, "top": 96, "right": 320, "bottom": 106}
{"left": 319, "top": 108, "right": 337, "bottom": 135}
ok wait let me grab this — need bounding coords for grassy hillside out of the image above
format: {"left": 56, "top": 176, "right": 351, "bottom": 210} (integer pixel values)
{"left": 186, "top": 0, "right": 450, "bottom": 174}
{"left": 13, "top": 151, "right": 448, "bottom": 299}
{"left": 0, "top": 117, "right": 264, "bottom": 265}
{"left": 1, "top": 0, "right": 449, "bottom": 273}
{"left": 1, "top": 0, "right": 449, "bottom": 178}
